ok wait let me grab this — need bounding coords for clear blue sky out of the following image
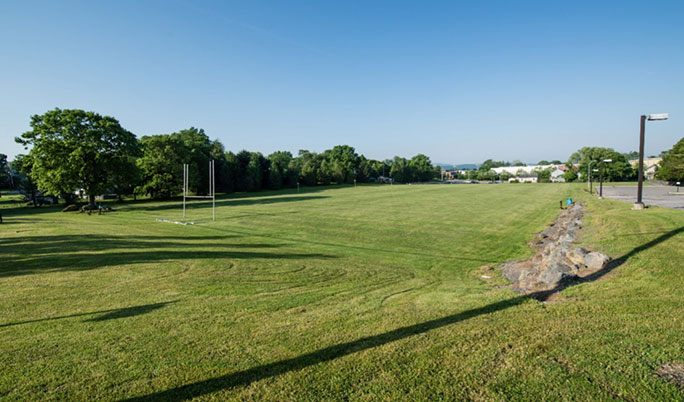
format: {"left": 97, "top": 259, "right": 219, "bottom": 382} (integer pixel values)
{"left": 1, "top": 0, "right": 683, "bottom": 165}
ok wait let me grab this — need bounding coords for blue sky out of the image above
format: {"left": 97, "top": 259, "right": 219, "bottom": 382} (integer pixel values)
{"left": 1, "top": 0, "right": 683, "bottom": 164}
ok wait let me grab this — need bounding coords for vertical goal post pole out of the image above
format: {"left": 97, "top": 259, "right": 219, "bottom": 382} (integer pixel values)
{"left": 179, "top": 160, "right": 216, "bottom": 222}
{"left": 212, "top": 160, "right": 216, "bottom": 221}
{"left": 182, "top": 164, "right": 187, "bottom": 218}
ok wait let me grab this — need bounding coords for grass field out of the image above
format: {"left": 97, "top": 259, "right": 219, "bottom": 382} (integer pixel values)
{"left": 1, "top": 184, "right": 683, "bottom": 400}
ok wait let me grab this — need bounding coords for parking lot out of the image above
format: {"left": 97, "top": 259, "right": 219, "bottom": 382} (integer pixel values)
{"left": 600, "top": 185, "right": 684, "bottom": 210}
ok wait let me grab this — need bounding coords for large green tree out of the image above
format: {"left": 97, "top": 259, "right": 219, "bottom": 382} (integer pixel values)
{"left": 247, "top": 152, "right": 268, "bottom": 191}
{"left": 0, "top": 153, "right": 9, "bottom": 189}
{"left": 390, "top": 156, "right": 412, "bottom": 183}
{"left": 268, "top": 151, "right": 293, "bottom": 190}
{"left": 223, "top": 151, "right": 239, "bottom": 193}
{"left": 356, "top": 155, "right": 380, "bottom": 182}
{"left": 534, "top": 167, "right": 552, "bottom": 183}
{"left": 136, "top": 134, "right": 186, "bottom": 199}
{"left": 295, "top": 150, "right": 318, "bottom": 186}
{"left": 622, "top": 151, "right": 639, "bottom": 161}
{"left": 327, "top": 145, "right": 359, "bottom": 184}
{"left": 137, "top": 128, "right": 228, "bottom": 198}
{"left": 9, "top": 155, "right": 37, "bottom": 204}
{"left": 410, "top": 154, "right": 437, "bottom": 182}
{"left": 656, "top": 137, "right": 684, "bottom": 183}
{"left": 111, "top": 155, "right": 141, "bottom": 200}
{"left": 15, "top": 108, "right": 139, "bottom": 206}
{"left": 566, "top": 147, "right": 635, "bottom": 182}
{"left": 174, "top": 127, "right": 221, "bottom": 195}
{"left": 234, "top": 150, "right": 252, "bottom": 191}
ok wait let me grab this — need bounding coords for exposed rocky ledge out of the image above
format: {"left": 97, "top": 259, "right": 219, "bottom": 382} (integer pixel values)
{"left": 499, "top": 203, "right": 611, "bottom": 294}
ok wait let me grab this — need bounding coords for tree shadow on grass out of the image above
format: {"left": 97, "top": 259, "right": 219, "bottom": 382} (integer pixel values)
{"left": 0, "top": 301, "right": 178, "bottom": 328}
{"left": 0, "top": 204, "right": 63, "bottom": 218}
{"left": 0, "top": 234, "right": 336, "bottom": 278}
{"left": 0, "top": 234, "right": 261, "bottom": 254}
{"left": 84, "top": 301, "right": 178, "bottom": 322}
{"left": 121, "top": 226, "right": 684, "bottom": 402}
{"left": 119, "top": 184, "right": 342, "bottom": 207}
{"left": 128, "top": 195, "right": 329, "bottom": 213}
{"left": 0, "top": 192, "right": 330, "bottom": 219}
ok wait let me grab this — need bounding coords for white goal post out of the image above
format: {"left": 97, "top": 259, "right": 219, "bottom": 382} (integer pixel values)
{"left": 183, "top": 160, "right": 215, "bottom": 221}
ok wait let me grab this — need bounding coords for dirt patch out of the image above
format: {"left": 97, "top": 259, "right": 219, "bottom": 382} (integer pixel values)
{"left": 656, "top": 363, "right": 684, "bottom": 389}
{"left": 499, "top": 203, "right": 611, "bottom": 295}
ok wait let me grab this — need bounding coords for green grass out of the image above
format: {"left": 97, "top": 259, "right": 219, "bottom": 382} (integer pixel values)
{"left": 1, "top": 183, "right": 683, "bottom": 400}
{"left": 0, "top": 191, "right": 25, "bottom": 209}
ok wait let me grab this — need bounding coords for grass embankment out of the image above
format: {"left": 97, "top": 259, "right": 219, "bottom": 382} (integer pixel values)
{"left": 1, "top": 184, "right": 683, "bottom": 400}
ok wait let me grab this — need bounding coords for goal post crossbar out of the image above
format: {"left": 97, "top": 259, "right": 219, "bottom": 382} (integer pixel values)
{"left": 183, "top": 160, "right": 215, "bottom": 221}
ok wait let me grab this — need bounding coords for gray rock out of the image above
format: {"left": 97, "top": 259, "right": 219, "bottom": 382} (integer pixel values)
{"left": 559, "top": 230, "right": 577, "bottom": 243}
{"left": 541, "top": 263, "right": 575, "bottom": 286}
{"left": 567, "top": 247, "right": 589, "bottom": 265}
{"left": 569, "top": 263, "right": 583, "bottom": 274}
{"left": 584, "top": 252, "right": 611, "bottom": 270}
{"left": 546, "top": 248, "right": 567, "bottom": 264}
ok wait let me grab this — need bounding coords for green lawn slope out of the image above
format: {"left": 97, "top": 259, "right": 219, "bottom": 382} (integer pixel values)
{"left": 1, "top": 183, "right": 682, "bottom": 400}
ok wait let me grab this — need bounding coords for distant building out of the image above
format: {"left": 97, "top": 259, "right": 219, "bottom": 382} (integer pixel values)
{"left": 509, "top": 174, "right": 538, "bottom": 183}
{"left": 491, "top": 164, "right": 563, "bottom": 176}
{"left": 551, "top": 169, "right": 566, "bottom": 182}
{"left": 491, "top": 164, "right": 565, "bottom": 183}
{"left": 377, "top": 175, "right": 394, "bottom": 184}
{"left": 630, "top": 158, "right": 661, "bottom": 180}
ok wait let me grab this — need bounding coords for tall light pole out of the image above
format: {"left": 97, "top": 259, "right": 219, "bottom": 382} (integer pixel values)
{"left": 599, "top": 159, "right": 612, "bottom": 199}
{"left": 634, "top": 113, "right": 669, "bottom": 210}
{"left": 587, "top": 161, "right": 600, "bottom": 195}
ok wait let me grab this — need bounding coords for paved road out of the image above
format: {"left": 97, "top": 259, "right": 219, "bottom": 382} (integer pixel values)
{"left": 600, "top": 185, "right": 684, "bottom": 210}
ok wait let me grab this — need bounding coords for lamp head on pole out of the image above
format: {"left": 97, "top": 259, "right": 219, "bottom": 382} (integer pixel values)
{"left": 602, "top": 159, "right": 612, "bottom": 162}
{"left": 647, "top": 113, "right": 669, "bottom": 121}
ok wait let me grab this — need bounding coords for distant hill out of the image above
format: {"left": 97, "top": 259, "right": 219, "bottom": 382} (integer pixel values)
{"left": 435, "top": 163, "right": 479, "bottom": 170}
{"left": 454, "top": 163, "right": 478, "bottom": 170}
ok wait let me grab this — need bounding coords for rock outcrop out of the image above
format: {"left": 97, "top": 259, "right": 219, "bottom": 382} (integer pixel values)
{"left": 499, "top": 203, "right": 611, "bottom": 293}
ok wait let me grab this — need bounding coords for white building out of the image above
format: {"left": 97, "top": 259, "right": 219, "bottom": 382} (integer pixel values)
{"left": 491, "top": 164, "right": 563, "bottom": 176}
{"left": 510, "top": 174, "right": 538, "bottom": 183}
{"left": 491, "top": 164, "right": 567, "bottom": 183}
{"left": 630, "top": 158, "right": 661, "bottom": 180}
{"left": 551, "top": 169, "right": 566, "bottom": 183}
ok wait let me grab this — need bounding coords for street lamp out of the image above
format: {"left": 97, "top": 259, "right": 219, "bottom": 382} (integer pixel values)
{"left": 599, "top": 159, "right": 612, "bottom": 198}
{"left": 587, "top": 161, "right": 600, "bottom": 194}
{"left": 634, "top": 113, "right": 669, "bottom": 210}
{"left": 587, "top": 161, "right": 593, "bottom": 194}
{"left": 591, "top": 168, "right": 599, "bottom": 195}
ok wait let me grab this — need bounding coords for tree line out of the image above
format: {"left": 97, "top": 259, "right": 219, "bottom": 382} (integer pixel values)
{"left": 7, "top": 108, "right": 440, "bottom": 206}
{"left": 560, "top": 147, "right": 637, "bottom": 182}
{"left": 656, "top": 137, "right": 684, "bottom": 183}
